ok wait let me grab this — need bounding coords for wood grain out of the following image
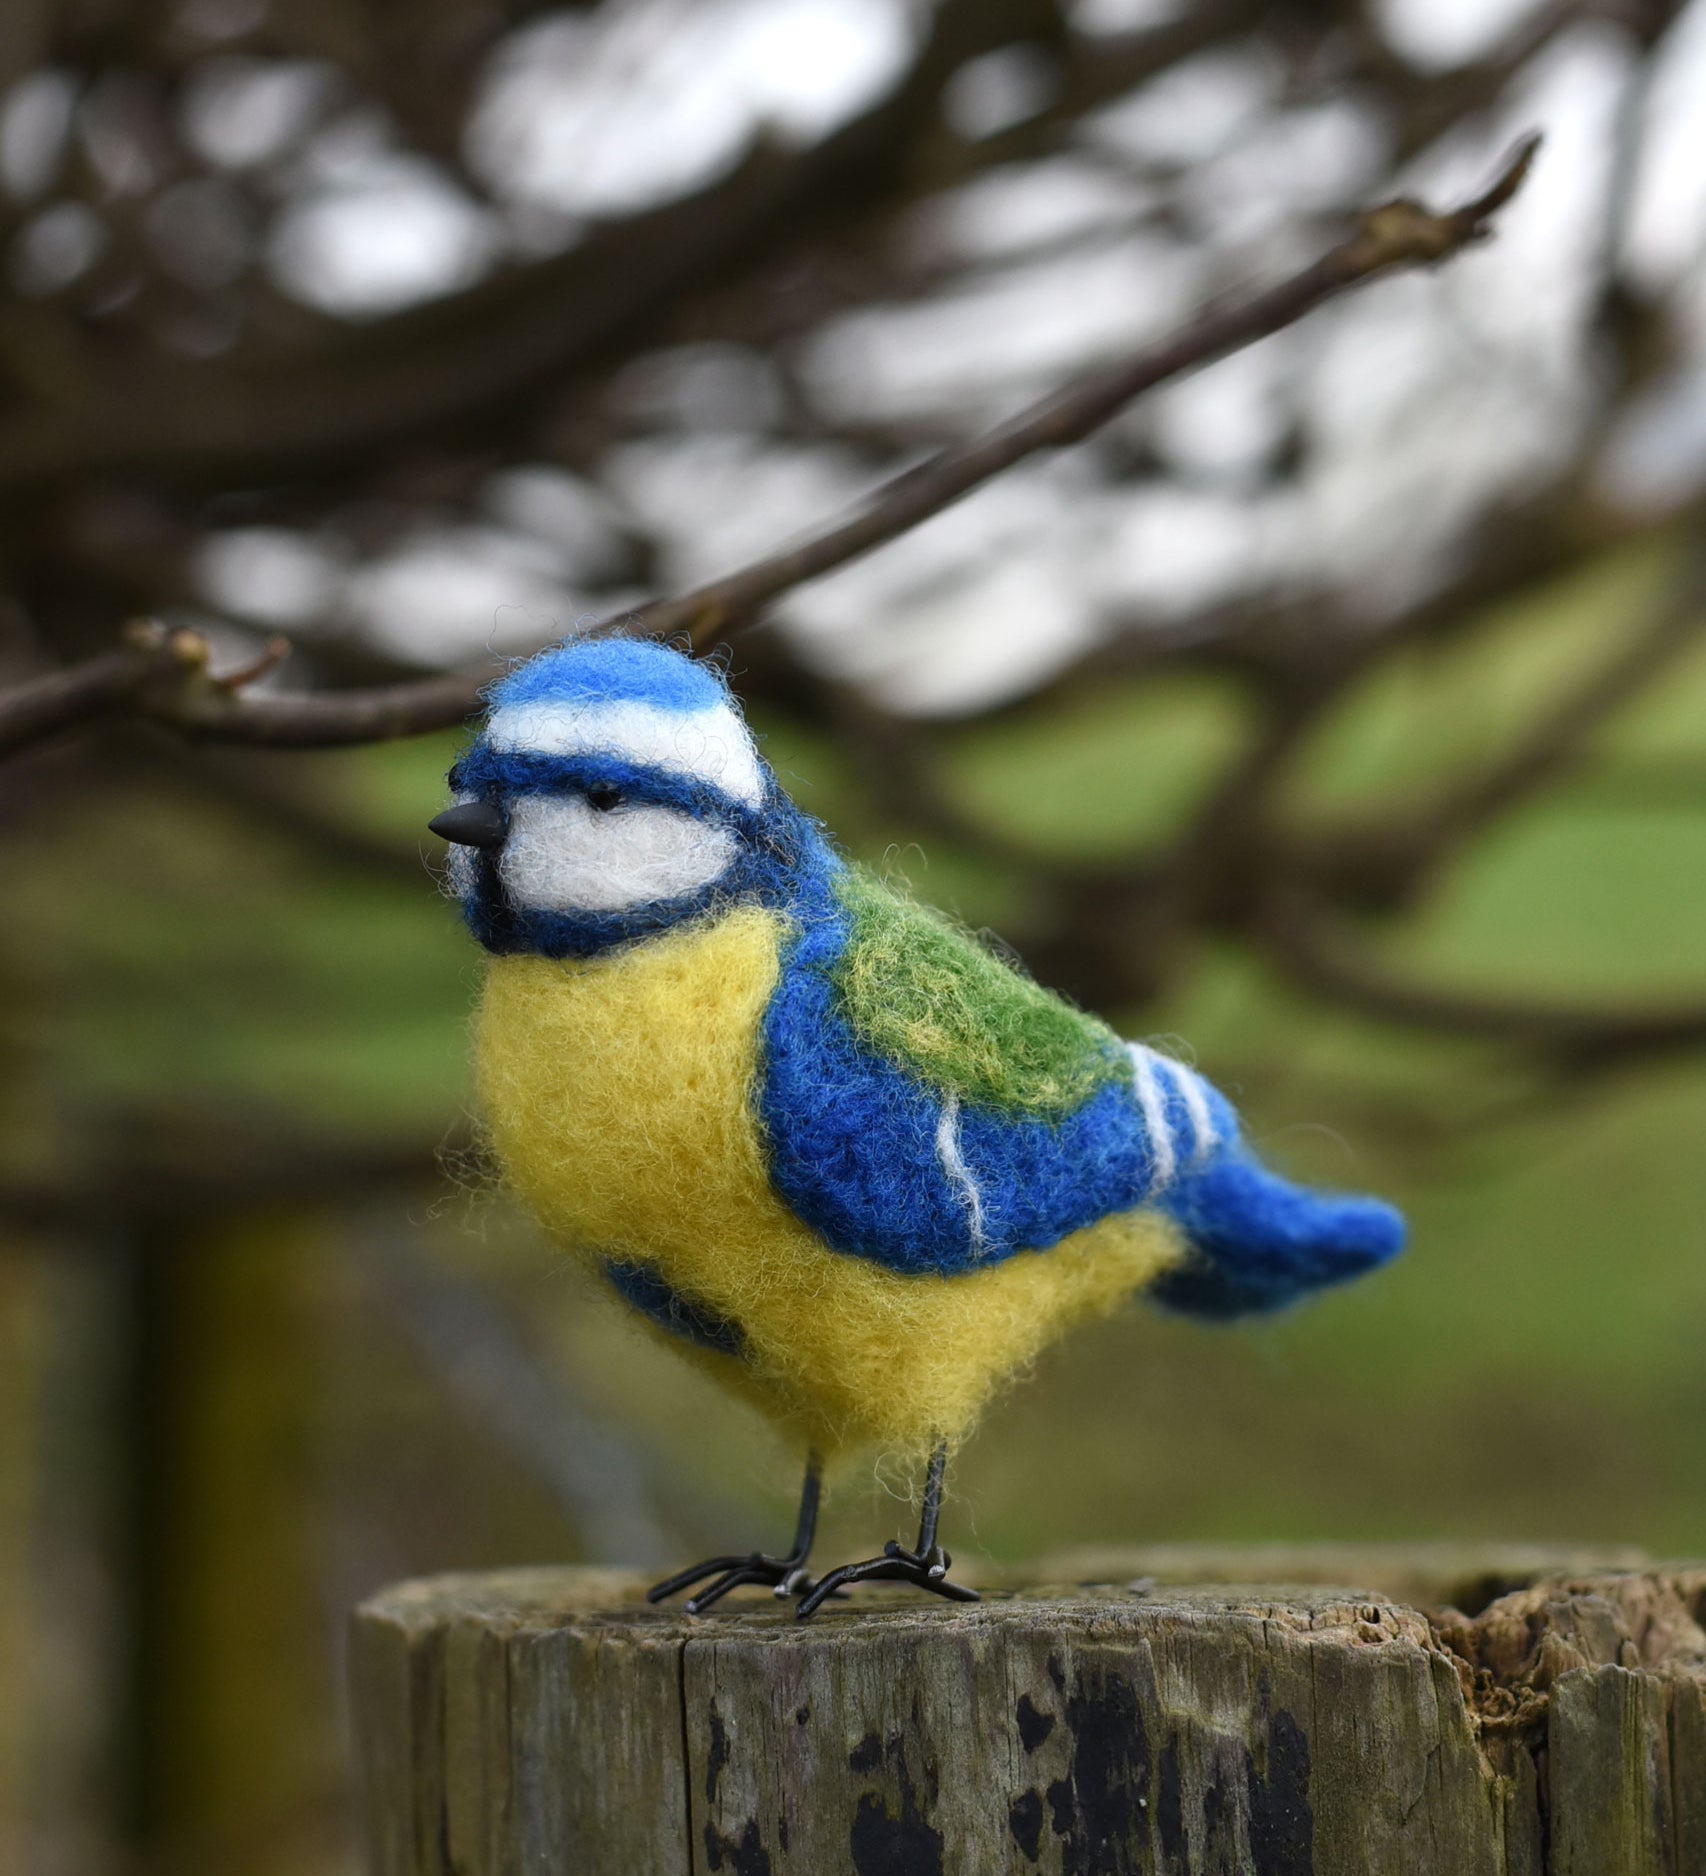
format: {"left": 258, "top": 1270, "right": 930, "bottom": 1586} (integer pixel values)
{"left": 349, "top": 1550, "right": 1706, "bottom": 1874}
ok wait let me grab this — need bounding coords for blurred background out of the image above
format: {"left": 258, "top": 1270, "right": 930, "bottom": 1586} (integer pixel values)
{"left": 2, "top": 0, "right": 1705, "bottom": 1869}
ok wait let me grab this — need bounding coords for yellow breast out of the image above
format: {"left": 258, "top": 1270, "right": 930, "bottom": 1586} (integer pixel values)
{"left": 475, "top": 905, "right": 1186, "bottom": 1456}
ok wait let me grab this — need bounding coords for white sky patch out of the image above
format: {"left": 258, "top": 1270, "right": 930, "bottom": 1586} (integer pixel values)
{"left": 1308, "top": 359, "right": 1571, "bottom": 608}
{"left": 802, "top": 234, "right": 1201, "bottom": 424}
{"left": 828, "top": 556, "right": 1101, "bottom": 717}
{"left": 268, "top": 152, "right": 499, "bottom": 315}
{"left": 0, "top": 70, "right": 76, "bottom": 198}
{"left": 1069, "top": 0, "right": 1190, "bottom": 33}
{"left": 1093, "top": 489, "right": 1262, "bottom": 620}
{"left": 1373, "top": 0, "right": 1552, "bottom": 73}
{"left": 1411, "top": 26, "right": 1635, "bottom": 372}
{"left": 1082, "top": 46, "right": 1284, "bottom": 168}
{"left": 348, "top": 526, "right": 582, "bottom": 665}
{"left": 942, "top": 45, "right": 1058, "bottom": 142}
{"left": 1178, "top": 99, "right": 1391, "bottom": 248}
{"left": 468, "top": 0, "right": 915, "bottom": 219}
{"left": 606, "top": 435, "right": 872, "bottom": 591}
{"left": 10, "top": 202, "right": 105, "bottom": 294}
{"left": 196, "top": 528, "right": 348, "bottom": 626}
{"left": 180, "top": 56, "right": 333, "bottom": 170}
{"left": 1145, "top": 337, "right": 1291, "bottom": 485}
{"left": 905, "top": 157, "right": 1145, "bottom": 266}
{"left": 610, "top": 342, "right": 787, "bottom": 434}
{"left": 1598, "top": 364, "right": 1706, "bottom": 512}
{"left": 780, "top": 464, "right": 1109, "bottom": 715}
{"left": 480, "top": 466, "right": 634, "bottom": 582}
{"left": 1622, "top": 0, "right": 1706, "bottom": 288}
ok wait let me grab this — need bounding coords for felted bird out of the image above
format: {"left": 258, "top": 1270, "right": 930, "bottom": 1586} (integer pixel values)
{"left": 431, "top": 636, "right": 1404, "bottom": 1617}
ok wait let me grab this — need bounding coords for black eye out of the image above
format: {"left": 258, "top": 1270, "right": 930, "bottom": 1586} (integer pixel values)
{"left": 586, "top": 783, "right": 624, "bottom": 813}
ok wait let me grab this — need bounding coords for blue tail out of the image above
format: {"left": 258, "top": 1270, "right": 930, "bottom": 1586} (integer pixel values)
{"left": 1152, "top": 1150, "right": 1405, "bottom": 1319}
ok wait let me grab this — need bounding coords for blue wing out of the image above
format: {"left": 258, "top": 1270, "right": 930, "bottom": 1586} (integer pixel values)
{"left": 757, "top": 908, "right": 1223, "bottom": 1273}
{"left": 756, "top": 905, "right": 1404, "bottom": 1312}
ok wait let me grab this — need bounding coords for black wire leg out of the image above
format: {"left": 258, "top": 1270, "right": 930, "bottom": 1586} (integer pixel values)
{"left": 647, "top": 1454, "right": 824, "bottom": 1615}
{"left": 796, "top": 1442, "right": 980, "bottom": 1620}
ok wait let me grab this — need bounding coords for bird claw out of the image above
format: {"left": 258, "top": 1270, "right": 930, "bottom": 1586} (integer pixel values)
{"left": 647, "top": 1549, "right": 818, "bottom": 1615}
{"left": 794, "top": 1542, "right": 979, "bottom": 1620}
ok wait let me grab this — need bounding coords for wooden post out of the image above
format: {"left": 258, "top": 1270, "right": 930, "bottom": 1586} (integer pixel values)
{"left": 350, "top": 1550, "right": 1706, "bottom": 1874}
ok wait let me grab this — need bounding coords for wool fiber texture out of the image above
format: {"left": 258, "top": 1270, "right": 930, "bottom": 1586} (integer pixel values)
{"left": 449, "top": 635, "right": 1406, "bottom": 1460}
{"left": 476, "top": 907, "right": 1186, "bottom": 1457}
{"left": 831, "top": 866, "right": 1127, "bottom": 1116}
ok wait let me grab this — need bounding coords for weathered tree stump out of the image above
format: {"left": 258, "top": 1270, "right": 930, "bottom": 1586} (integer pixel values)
{"left": 350, "top": 1549, "right": 1706, "bottom": 1874}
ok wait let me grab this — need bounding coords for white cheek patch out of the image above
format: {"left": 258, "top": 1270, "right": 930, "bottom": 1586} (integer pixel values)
{"left": 499, "top": 794, "right": 736, "bottom": 913}
{"left": 486, "top": 698, "right": 765, "bottom": 806}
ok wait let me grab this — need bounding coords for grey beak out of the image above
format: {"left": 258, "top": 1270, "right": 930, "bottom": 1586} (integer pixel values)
{"left": 429, "top": 800, "right": 507, "bottom": 848}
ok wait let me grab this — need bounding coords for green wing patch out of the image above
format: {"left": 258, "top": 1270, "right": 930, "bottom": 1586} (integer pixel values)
{"left": 829, "top": 865, "right": 1125, "bottom": 1116}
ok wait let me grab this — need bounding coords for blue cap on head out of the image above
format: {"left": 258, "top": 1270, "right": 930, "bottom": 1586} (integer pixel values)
{"left": 475, "top": 634, "right": 768, "bottom": 809}
{"left": 487, "top": 637, "right": 732, "bottom": 718}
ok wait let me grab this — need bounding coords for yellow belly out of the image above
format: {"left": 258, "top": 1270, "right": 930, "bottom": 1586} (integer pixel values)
{"left": 475, "top": 905, "right": 1186, "bottom": 1457}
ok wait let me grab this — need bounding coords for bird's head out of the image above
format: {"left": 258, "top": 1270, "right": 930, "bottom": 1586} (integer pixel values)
{"left": 433, "top": 637, "right": 814, "bottom": 958}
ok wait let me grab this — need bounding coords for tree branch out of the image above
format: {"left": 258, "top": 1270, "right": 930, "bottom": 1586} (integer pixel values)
{"left": 1412, "top": 552, "right": 1706, "bottom": 846}
{"left": 0, "top": 138, "right": 1540, "bottom": 760}
{"left": 1301, "top": 531, "right": 1706, "bottom": 907}
{"left": 648, "top": 136, "right": 1543, "bottom": 650}
{"left": 0, "top": 622, "right": 206, "bottom": 758}
{"left": 0, "top": 0, "right": 1041, "bottom": 499}
{"left": 355, "top": 1228, "right": 680, "bottom": 1566}
{"left": 1257, "top": 886, "right": 1706, "bottom": 1071}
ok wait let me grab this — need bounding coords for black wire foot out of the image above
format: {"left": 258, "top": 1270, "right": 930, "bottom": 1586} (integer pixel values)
{"left": 647, "top": 1549, "right": 817, "bottom": 1615}
{"left": 795, "top": 1540, "right": 979, "bottom": 1619}
{"left": 646, "top": 1453, "right": 825, "bottom": 1616}
{"left": 794, "top": 1440, "right": 979, "bottom": 1620}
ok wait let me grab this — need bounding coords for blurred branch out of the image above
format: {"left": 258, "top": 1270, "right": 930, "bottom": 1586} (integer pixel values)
{"left": 1257, "top": 885, "right": 1706, "bottom": 1071}
{"left": 0, "top": 0, "right": 1052, "bottom": 499}
{"left": 1040, "top": 536, "right": 1706, "bottom": 1015}
{"left": 0, "top": 623, "right": 204, "bottom": 759}
{"left": 355, "top": 1229, "right": 680, "bottom": 1566}
{"left": 0, "top": 139, "right": 1540, "bottom": 762}
{"left": 650, "top": 137, "right": 1542, "bottom": 648}
{"left": 951, "top": 0, "right": 1264, "bottom": 174}
{"left": 0, "top": 1117, "right": 445, "bottom": 1232}
{"left": 1422, "top": 587, "right": 1706, "bottom": 836}
{"left": 1560, "top": 758, "right": 1706, "bottom": 807}
{"left": 1308, "top": 534, "right": 1706, "bottom": 904}
{"left": 1359, "top": 0, "right": 1654, "bottom": 164}
{"left": 132, "top": 736, "right": 434, "bottom": 883}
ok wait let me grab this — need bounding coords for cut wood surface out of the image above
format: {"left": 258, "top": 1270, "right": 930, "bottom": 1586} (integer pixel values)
{"left": 350, "top": 1549, "right": 1706, "bottom": 1875}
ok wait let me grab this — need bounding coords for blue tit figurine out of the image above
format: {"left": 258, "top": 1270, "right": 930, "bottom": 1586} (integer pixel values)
{"left": 430, "top": 636, "right": 1404, "bottom": 1617}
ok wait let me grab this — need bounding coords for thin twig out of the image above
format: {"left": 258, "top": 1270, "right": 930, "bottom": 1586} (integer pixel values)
{"left": 650, "top": 136, "right": 1542, "bottom": 650}
{"left": 0, "top": 139, "right": 1540, "bottom": 760}
{"left": 0, "top": 622, "right": 202, "bottom": 758}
